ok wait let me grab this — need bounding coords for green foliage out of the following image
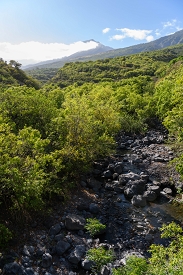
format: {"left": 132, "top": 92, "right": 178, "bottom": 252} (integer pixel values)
{"left": 113, "top": 222, "right": 183, "bottom": 275}
{"left": 85, "top": 218, "right": 106, "bottom": 237}
{"left": 147, "top": 222, "right": 183, "bottom": 275}
{"left": 87, "top": 246, "right": 115, "bottom": 273}
{"left": 0, "top": 224, "right": 12, "bottom": 248}
{"left": 50, "top": 45, "right": 183, "bottom": 88}
{"left": 26, "top": 68, "right": 58, "bottom": 85}
{"left": 0, "top": 58, "right": 40, "bottom": 89}
{"left": 0, "top": 43, "right": 183, "bottom": 221}
{"left": 113, "top": 256, "right": 148, "bottom": 275}
{"left": 0, "top": 124, "right": 50, "bottom": 209}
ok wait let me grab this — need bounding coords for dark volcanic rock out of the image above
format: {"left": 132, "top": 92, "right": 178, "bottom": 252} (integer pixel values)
{"left": 131, "top": 195, "right": 147, "bottom": 207}
{"left": 65, "top": 214, "right": 86, "bottom": 230}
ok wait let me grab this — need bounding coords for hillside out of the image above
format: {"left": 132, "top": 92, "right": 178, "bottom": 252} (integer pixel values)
{"left": 25, "top": 29, "right": 183, "bottom": 71}
{"left": 23, "top": 39, "right": 113, "bottom": 70}
{"left": 50, "top": 44, "right": 183, "bottom": 87}
{"left": 0, "top": 59, "right": 40, "bottom": 89}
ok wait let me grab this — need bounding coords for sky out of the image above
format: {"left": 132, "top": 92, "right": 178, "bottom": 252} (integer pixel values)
{"left": 0, "top": 0, "right": 183, "bottom": 65}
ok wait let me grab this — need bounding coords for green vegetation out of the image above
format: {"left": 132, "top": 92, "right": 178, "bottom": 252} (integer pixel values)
{"left": 1, "top": 43, "right": 183, "bottom": 260}
{"left": 113, "top": 222, "right": 183, "bottom": 275}
{"left": 113, "top": 256, "right": 148, "bottom": 275}
{"left": 0, "top": 224, "right": 12, "bottom": 249}
{"left": 26, "top": 68, "right": 59, "bottom": 85}
{"left": 87, "top": 246, "right": 115, "bottom": 273}
{"left": 85, "top": 218, "right": 106, "bottom": 236}
{"left": 0, "top": 59, "right": 40, "bottom": 89}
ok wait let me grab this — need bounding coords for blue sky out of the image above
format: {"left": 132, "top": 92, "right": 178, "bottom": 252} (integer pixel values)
{"left": 0, "top": 0, "right": 182, "bottom": 65}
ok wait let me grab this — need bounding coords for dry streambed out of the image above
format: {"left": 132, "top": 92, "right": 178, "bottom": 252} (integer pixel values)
{"left": 1, "top": 128, "right": 183, "bottom": 275}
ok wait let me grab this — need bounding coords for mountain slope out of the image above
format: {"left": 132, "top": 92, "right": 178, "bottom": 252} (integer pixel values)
{"left": 23, "top": 40, "right": 113, "bottom": 70}
{"left": 25, "top": 30, "right": 183, "bottom": 71}
{"left": 50, "top": 43, "right": 183, "bottom": 88}
{"left": 0, "top": 59, "right": 40, "bottom": 89}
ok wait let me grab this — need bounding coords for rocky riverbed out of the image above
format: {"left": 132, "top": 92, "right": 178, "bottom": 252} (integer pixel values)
{"left": 1, "top": 128, "right": 183, "bottom": 275}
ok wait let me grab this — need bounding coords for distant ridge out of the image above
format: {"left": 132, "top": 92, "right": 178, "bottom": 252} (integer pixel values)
{"left": 23, "top": 40, "right": 113, "bottom": 70}
{"left": 24, "top": 29, "right": 183, "bottom": 70}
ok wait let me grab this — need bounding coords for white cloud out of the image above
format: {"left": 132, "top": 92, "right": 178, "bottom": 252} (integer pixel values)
{"left": 146, "top": 35, "right": 154, "bottom": 42}
{"left": 0, "top": 40, "right": 98, "bottom": 65}
{"left": 163, "top": 19, "right": 177, "bottom": 29}
{"left": 111, "top": 28, "right": 154, "bottom": 42}
{"left": 155, "top": 29, "right": 161, "bottom": 37}
{"left": 102, "top": 28, "right": 110, "bottom": 34}
{"left": 110, "top": 34, "right": 126, "bottom": 41}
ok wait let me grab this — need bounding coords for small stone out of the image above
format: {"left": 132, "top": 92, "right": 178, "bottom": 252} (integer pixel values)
{"left": 49, "top": 223, "right": 61, "bottom": 236}
{"left": 42, "top": 253, "right": 52, "bottom": 268}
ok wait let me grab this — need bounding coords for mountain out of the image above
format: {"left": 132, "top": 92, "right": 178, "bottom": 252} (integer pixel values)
{"left": 24, "top": 29, "right": 183, "bottom": 71}
{"left": 23, "top": 40, "right": 113, "bottom": 70}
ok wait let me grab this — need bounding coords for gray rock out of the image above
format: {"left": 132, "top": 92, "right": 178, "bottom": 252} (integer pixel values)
{"left": 65, "top": 214, "right": 86, "bottom": 230}
{"left": 114, "top": 165, "right": 123, "bottom": 175}
{"left": 143, "top": 190, "right": 157, "bottom": 202}
{"left": 105, "top": 183, "right": 114, "bottom": 191}
{"left": 148, "top": 185, "right": 161, "bottom": 195}
{"left": 68, "top": 245, "right": 86, "bottom": 264}
{"left": 54, "top": 233, "right": 64, "bottom": 241}
{"left": 22, "top": 256, "right": 30, "bottom": 264}
{"left": 103, "top": 170, "right": 113, "bottom": 178}
{"left": 124, "top": 180, "right": 146, "bottom": 198}
{"left": 25, "top": 267, "right": 38, "bottom": 275}
{"left": 101, "top": 265, "right": 110, "bottom": 275}
{"left": 81, "top": 259, "right": 95, "bottom": 270}
{"left": 3, "top": 262, "right": 24, "bottom": 275}
{"left": 49, "top": 223, "right": 61, "bottom": 236}
{"left": 131, "top": 195, "right": 147, "bottom": 207}
{"left": 119, "top": 172, "right": 141, "bottom": 185}
{"left": 22, "top": 245, "right": 30, "bottom": 257}
{"left": 55, "top": 241, "right": 71, "bottom": 255}
{"left": 89, "top": 203, "right": 99, "bottom": 214}
{"left": 163, "top": 188, "right": 173, "bottom": 195}
{"left": 120, "top": 251, "right": 144, "bottom": 265}
{"left": 42, "top": 253, "right": 52, "bottom": 268}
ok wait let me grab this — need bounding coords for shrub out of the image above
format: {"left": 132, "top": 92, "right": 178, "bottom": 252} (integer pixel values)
{"left": 87, "top": 246, "right": 114, "bottom": 273}
{"left": 0, "top": 224, "right": 12, "bottom": 248}
{"left": 85, "top": 218, "right": 106, "bottom": 237}
{"left": 112, "top": 256, "right": 148, "bottom": 275}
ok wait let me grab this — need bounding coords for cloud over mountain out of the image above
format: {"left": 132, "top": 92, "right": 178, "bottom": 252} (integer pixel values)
{"left": 0, "top": 40, "right": 98, "bottom": 65}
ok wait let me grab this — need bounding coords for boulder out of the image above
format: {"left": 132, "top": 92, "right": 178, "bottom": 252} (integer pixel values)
{"left": 49, "top": 223, "right": 61, "bottom": 236}
{"left": 148, "top": 185, "right": 161, "bottom": 195}
{"left": 124, "top": 180, "right": 146, "bottom": 198}
{"left": 68, "top": 245, "right": 86, "bottom": 264}
{"left": 143, "top": 190, "right": 157, "bottom": 202}
{"left": 3, "top": 262, "right": 24, "bottom": 275}
{"left": 131, "top": 195, "right": 147, "bottom": 207}
{"left": 65, "top": 214, "right": 86, "bottom": 230}
{"left": 89, "top": 203, "right": 100, "bottom": 214}
{"left": 81, "top": 259, "right": 94, "bottom": 270}
{"left": 55, "top": 241, "right": 71, "bottom": 256}
{"left": 42, "top": 253, "right": 52, "bottom": 268}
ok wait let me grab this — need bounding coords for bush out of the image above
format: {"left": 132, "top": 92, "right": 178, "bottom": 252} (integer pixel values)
{"left": 85, "top": 218, "right": 106, "bottom": 237}
{"left": 87, "top": 246, "right": 114, "bottom": 273}
{"left": 112, "top": 256, "right": 148, "bottom": 275}
{"left": 0, "top": 224, "right": 12, "bottom": 248}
